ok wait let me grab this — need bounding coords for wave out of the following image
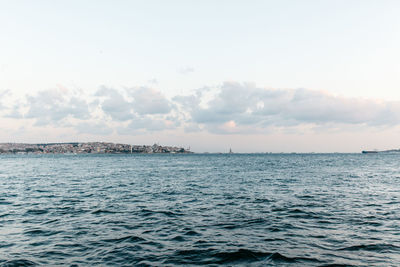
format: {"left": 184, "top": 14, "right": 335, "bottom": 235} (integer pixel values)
{"left": 24, "top": 209, "right": 48, "bottom": 215}
{"left": 139, "top": 209, "right": 182, "bottom": 217}
{"left": 319, "top": 264, "right": 359, "bottom": 267}
{"left": 102, "top": 235, "right": 146, "bottom": 244}
{"left": 337, "top": 243, "right": 400, "bottom": 252}
{"left": 91, "top": 209, "right": 118, "bottom": 214}
{"left": 164, "top": 248, "right": 322, "bottom": 265}
{"left": 212, "top": 218, "right": 269, "bottom": 230}
{"left": 214, "top": 249, "right": 270, "bottom": 263}
{"left": 24, "top": 229, "right": 61, "bottom": 237}
{"left": 0, "top": 259, "right": 37, "bottom": 266}
{"left": 2, "top": 154, "right": 400, "bottom": 266}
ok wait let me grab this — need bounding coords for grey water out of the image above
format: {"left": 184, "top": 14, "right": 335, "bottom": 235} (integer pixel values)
{"left": 0, "top": 153, "right": 399, "bottom": 266}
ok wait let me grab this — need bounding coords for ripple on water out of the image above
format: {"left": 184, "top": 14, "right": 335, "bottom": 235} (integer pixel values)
{"left": 0, "top": 153, "right": 400, "bottom": 266}
{"left": 163, "top": 248, "right": 323, "bottom": 265}
{"left": 337, "top": 243, "right": 400, "bottom": 252}
{"left": 0, "top": 259, "right": 38, "bottom": 267}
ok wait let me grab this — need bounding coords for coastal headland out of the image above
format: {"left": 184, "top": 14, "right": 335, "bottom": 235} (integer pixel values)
{"left": 0, "top": 142, "right": 192, "bottom": 154}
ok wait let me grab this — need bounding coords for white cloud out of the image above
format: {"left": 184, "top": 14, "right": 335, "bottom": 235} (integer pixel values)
{"left": 95, "top": 87, "right": 134, "bottom": 121}
{"left": 117, "top": 116, "right": 177, "bottom": 135}
{"left": 128, "top": 87, "right": 172, "bottom": 115}
{"left": 20, "top": 89, "right": 91, "bottom": 126}
{"left": 3, "top": 82, "right": 400, "bottom": 138}
{"left": 0, "top": 90, "right": 11, "bottom": 110}
{"left": 174, "top": 82, "right": 400, "bottom": 134}
{"left": 1, "top": 86, "right": 178, "bottom": 136}
{"left": 75, "top": 122, "right": 114, "bottom": 135}
{"left": 178, "top": 66, "right": 195, "bottom": 75}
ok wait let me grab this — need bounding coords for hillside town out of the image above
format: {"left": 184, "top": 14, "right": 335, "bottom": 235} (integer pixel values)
{"left": 0, "top": 142, "right": 192, "bottom": 154}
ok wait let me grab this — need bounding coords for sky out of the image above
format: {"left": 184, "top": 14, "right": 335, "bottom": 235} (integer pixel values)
{"left": 1, "top": 0, "right": 400, "bottom": 152}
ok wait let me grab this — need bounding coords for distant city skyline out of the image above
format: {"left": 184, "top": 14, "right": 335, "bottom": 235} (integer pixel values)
{"left": 1, "top": 1, "right": 400, "bottom": 152}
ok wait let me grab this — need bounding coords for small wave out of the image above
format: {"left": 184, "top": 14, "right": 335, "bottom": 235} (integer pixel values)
{"left": 267, "top": 252, "right": 297, "bottom": 262}
{"left": 267, "top": 222, "right": 299, "bottom": 231}
{"left": 244, "top": 218, "right": 268, "bottom": 225}
{"left": 319, "top": 264, "right": 359, "bottom": 267}
{"left": 184, "top": 230, "right": 201, "bottom": 236}
{"left": 171, "top": 235, "right": 185, "bottom": 241}
{"left": 139, "top": 209, "right": 182, "bottom": 217}
{"left": 38, "top": 250, "right": 71, "bottom": 259}
{"left": 164, "top": 248, "right": 216, "bottom": 264}
{"left": 214, "top": 249, "right": 270, "bottom": 263}
{"left": 165, "top": 248, "right": 321, "bottom": 265}
{"left": 54, "top": 243, "right": 88, "bottom": 251}
{"left": 268, "top": 226, "right": 283, "bottom": 232}
{"left": 271, "top": 206, "right": 286, "bottom": 212}
{"left": 34, "top": 189, "right": 50, "bottom": 193}
{"left": 1, "top": 259, "right": 37, "bottom": 266}
{"left": 287, "top": 208, "right": 310, "bottom": 214}
{"left": 41, "top": 219, "right": 59, "bottom": 225}
{"left": 253, "top": 198, "right": 271, "bottom": 203}
{"left": 317, "top": 220, "right": 333, "bottom": 224}
{"left": 28, "top": 240, "right": 51, "bottom": 247}
{"left": 213, "top": 218, "right": 268, "bottom": 230}
{"left": 24, "top": 209, "right": 48, "bottom": 215}
{"left": 263, "top": 237, "right": 285, "bottom": 242}
{"left": 24, "top": 229, "right": 61, "bottom": 237}
{"left": 59, "top": 198, "right": 83, "bottom": 204}
{"left": 91, "top": 209, "right": 117, "bottom": 214}
{"left": 296, "top": 194, "right": 315, "bottom": 200}
{"left": 220, "top": 223, "right": 237, "bottom": 229}
{"left": 385, "top": 201, "right": 400, "bottom": 205}
{"left": 286, "top": 208, "right": 321, "bottom": 219}
{"left": 102, "top": 235, "right": 146, "bottom": 244}
{"left": 360, "top": 221, "right": 383, "bottom": 227}
{"left": 216, "top": 250, "right": 322, "bottom": 264}
{"left": 267, "top": 252, "right": 323, "bottom": 264}
{"left": 0, "top": 242, "right": 14, "bottom": 249}
{"left": 338, "top": 243, "right": 400, "bottom": 252}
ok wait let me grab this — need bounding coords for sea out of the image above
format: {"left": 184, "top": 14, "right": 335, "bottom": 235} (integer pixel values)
{"left": 0, "top": 153, "right": 399, "bottom": 266}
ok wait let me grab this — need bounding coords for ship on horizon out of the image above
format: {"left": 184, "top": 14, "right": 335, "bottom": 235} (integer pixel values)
{"left": 362, "top": 149, "right": 400, "bottom": 154}
{"left": 362, "top": 150, "right": 378, "bottom": 154}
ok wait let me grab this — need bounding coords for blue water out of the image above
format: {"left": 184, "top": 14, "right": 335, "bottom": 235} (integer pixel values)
{"left": 0, "top": 154, "right": 399, "bottom": 266}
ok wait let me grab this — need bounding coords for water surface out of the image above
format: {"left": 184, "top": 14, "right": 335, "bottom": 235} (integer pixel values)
{"left": 0, "top": 154, "right": 399, "bottom": 266}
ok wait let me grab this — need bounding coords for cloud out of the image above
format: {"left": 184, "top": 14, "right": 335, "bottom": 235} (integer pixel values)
{"left": 0, "top": 90, "right": 11, "bottom": 110}
{"left": 128, "top": 87, "right": 172, "bottom": 115}
{"left": 147, "top": 78, "right": 158, "bottom": 84}
{"left": 3, "top": 86, "right": 177, "bottom": 135}
{"left": 95, "top": 87, "right": 134, "bottom": 121}
{"left": 3, "top": 82, "right": 400, "bottom": 137}
{"left": 178, "top": 66, "right": 195, "bottom": 75}
{"left": 174, "top": 82, "right": 400, "bottom": 134}
{"left": 117, "top": 115, "right": 177, "bottom": 135}
{"left": 94, "top": 86, "right": 172, "bottom": 122}
{"left": 22, "top": 89, "right": 91, "bottom": 126}
{"left": 75, "top": 122, "right": 114, "bottom": 135}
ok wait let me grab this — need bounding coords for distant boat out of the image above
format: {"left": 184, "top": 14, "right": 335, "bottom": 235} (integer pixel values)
{"left": 362, "top": 149, "right": 400, "bottom": 154}
{"left": 229, "top": 148, "right": 233, "bottom": 154}
{"left": 362, "top": 150, "right": 378, "bottom": 154}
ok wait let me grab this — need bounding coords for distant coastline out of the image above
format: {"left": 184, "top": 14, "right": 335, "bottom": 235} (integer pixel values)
{"left": 362, "top": 149, "right": 400, "bottom": 154}
{"left": 0, "top": 142, "right": 192, "bottom": 154}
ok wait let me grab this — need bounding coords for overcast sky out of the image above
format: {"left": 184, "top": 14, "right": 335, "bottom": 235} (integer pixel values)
{"left": 1, "top": 0, "right": 400, "bottom": 152}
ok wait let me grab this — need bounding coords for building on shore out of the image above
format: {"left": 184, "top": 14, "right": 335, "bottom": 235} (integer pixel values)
{"left": 0, "top": 142, "right": 192, "bottom": 154}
